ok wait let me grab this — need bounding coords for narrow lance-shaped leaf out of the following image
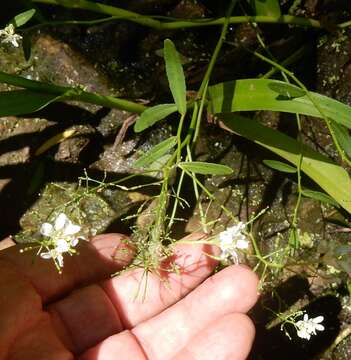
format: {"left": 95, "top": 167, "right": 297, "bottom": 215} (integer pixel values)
{"left": 0, "top": 90, "right": 62, "bottom": 116}
{"left": 134, "top": 103, "right": 177, "bottom": 133}
{"left": 330, "top": 122, "right": 351, "bottom": 159}
{"left": 134, "top": 136, "right": 177, "bottom": 168}
{"left": 268, "top": 82, "right": 306, "bottom": 99}
{"left": 155, "top": 48, "right": 190, "bottom": 65}
{"left": 221, "top": 114, "right": 351, "bottom": 213}
{"left": 22, "top": 33, "right": 32, "bottom": 61}
{"left": 263, "top": 160, "right": 297, "bottom": 173}
{"left": 302, "top": 189, "right": 340, "bottom": 207}
{"left": 164, "top": 39, "right": 187, "bottom": 115}
{"left": 179, "top": 161, "right": 233, "bottom": 175}
{"left": 148, "top": 154, "right": 172, "bottom": 171}
{"left": 249, "top": 0, "right": 281, "bottom": 17}
{"left": 10, "top": 9, "right": 36, "bottom": 27}
{"left": 289, "top": 228, "right": 300, "bottom": 249}
{"left": 208, "top": 79, "right": 351, "bottom": 130}
{"left": 35, "top": 129, "right": 77, "bottom": 156}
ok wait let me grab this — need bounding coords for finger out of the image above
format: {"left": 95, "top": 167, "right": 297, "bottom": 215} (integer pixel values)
{"left": 79, "top": 315, "right": 254, "bottom": 360}
{"left": 48, "top": 237, "right": 219, "bottom": 353}
{"left": 0, "top": 236, "right": 15, "bottom": 250}
{"left": 78, "top": 265, "right": 258, "bottom": 360}
{"left": 172, "top": 313, "right": 255, "bottom": 360}
{"left": 131, "top": 265, "right": 259, "bottom": 359}
{"left": 101, "top": 234, "right": 219, "bottom": 328}
{"left": 0, "top": 233, "right": 134, "bottom": 303}
{"left": 6, "top": 313, "right": 74, "bottom": 360}
{"left": 79, "top": 330, "right": 147, "bottom": 360}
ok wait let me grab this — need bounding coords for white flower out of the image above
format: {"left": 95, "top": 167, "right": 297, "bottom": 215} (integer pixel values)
{"left": 0, "top": 24, "right": 22, "bottom": 48}
{"left": 295, "top": 314, "right": 325, "bottom": 340}
{"left": 218, "top": 222, "right": 249, "bottom": 263}
{"left": 39, "top": 213, "right": 82, "bottom": 269}
{"left": 40, "top": 212, "right": 81, "bottom": 237}
{"left": 40, "top": 249, "right": 64, "bottom": 268}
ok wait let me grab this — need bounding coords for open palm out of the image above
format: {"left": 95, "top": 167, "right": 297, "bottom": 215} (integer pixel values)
{"left": 0, "top": 233, "right": 258, "bottom": 359}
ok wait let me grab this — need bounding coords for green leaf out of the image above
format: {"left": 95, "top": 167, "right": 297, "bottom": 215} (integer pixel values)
{"left": 249, "top": 0, "right": 281, "bottom": 17}
{"left": 302, "top": 189, "right": 340, "bottom": 207}
{"left": 221, "top": 114, "right": 351, "bottom": 213}
{"left": 134, "top": 103, "right": 177, "bottom": 133}
{"left": 134, "top": 136, "right": 177, "bottom": 168}
{"left": 22, "top": 33, "right": 32, "bottom": 61}
{"left": 263, "top": 160, "right": 297, "bottom": 173}
{"left": 289, "top": 228, "right": 300, "bottom": 249}
{"left": 10, "top": 9, "right": 36, "bottom": 27}
{"left": 155, "top": 48, "right": 190, "bottom": 65}
{"left": 268, "top": 82, "right": 306, "bottom": 99}
{"left": 208, "top": 79, "right": 351, "bottom": 129}
{"left": 164, "top": 39, "right": 187, "bottom": 115}
{"left": 0, "top": 90, "right": 61, "bottom": 116}
{"left": 348, "top": 280, "right": 351, "bottom": 298}
{"left": 148, "top": 154, "right": 172, "bottom": 171}
{"left": 179, "top": 161, "right": 233, "bottom": 175}
{"left": 331, "top": 122, "right": 351, "bottom": 159}
{"left": 27, "top": 161, "right": 45, "bottom": 195}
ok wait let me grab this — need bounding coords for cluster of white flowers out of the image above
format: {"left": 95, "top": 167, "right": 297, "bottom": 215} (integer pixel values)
{"left": 295, "top": 314, "right": 325, "bottom": 340}
{"left": 0, "top": 24, "right": 22, "bottom": 48}
{"left": 39, "top": 213, "right": 83, "bottom": 270}
{"left": 218, "top": 222, "right": 249, "bottom": 263}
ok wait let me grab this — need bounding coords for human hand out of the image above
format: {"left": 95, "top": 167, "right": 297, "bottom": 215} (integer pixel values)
{"left": 0, "top": 233, "right": 258, "bottom": 360}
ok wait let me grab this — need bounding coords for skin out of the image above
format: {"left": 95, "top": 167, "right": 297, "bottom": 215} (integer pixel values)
{"left": 0, "top": 233, "right": 259, "bottom": 360}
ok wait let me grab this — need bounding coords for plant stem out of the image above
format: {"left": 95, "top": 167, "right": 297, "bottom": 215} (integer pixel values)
{"left": 253, "top": 52, "right": 351, "bottom": 168}
{"left": 197, "top": 0, "right": 238, "bottom": 98}
{"left": 182, "top": 168, "right": 235, "bottom": 221}
{"left": 261, "top": 46, "right": 307, "bottom": 79}
{"left": 150, "top": 166, "right": 169, "bottom": 248}
{"left": 0, "top": 71, "right": 146, "bottom": 114}
{"left": 290, "top": 153, "right": 303, "bottom": 249}
{"left": 33, "top": 0, "right": 162, "bottom": 28}
{"left": 192, "top": 80, "right": 208, "bottom": 144}
{"left": 249, "top": 232, "right": 285, "bottom": 269}
{"left": 22, "top": 16, "right": 126, "bottom": 32}
{"left": 167, "top": 169, "right": 185, "bottom": 231}
{"left": 176, "top": 113, "right": 186, "bottom": 162}
{"left": 32, "top": 0, "right": 324, "bottom": 30}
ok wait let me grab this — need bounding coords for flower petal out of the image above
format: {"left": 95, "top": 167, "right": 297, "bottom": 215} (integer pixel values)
{"left": 315, "top": 324, "right": 325, "bottom": 331}
{"left": 219, "top": 231, "right": 232, "bottom": 245}
{"left": 56, "top": 239, "right": 70, "bottom": 253}
{"left": 70, "top": 238, "right": 79, "bottom": 247}
{"left": 40, "top": 251, "right": 52, "bottom": 259}
{"left": 55, "top": 213, "right": 69, "bottom": 231}
{"left": 312, "top": 316, "right": 324, "bottom": 323}
{"left": 63, "top": 222, "right": 81, "bottom": 236}
{"left": 236, "top": 239, "right": 249, "bottom": 249}
{"left": 57, "top": 254, "right": 64, "bottom": 267}
{"left": 12, "top": 39, "right": 19, "bottom": 47}
{"left": 40, "top": 223, "right": 54, "bottom": 237}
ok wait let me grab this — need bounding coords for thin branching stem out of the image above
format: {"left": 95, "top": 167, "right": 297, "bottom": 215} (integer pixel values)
{"left": 32, "top": 0, "right": 325, "bottom": 29}
{"left": 254, "top": 51, "right": 351, "bottom": 168}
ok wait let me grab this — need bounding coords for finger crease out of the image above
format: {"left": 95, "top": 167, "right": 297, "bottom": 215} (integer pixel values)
{"left": 97, "top": 282, "right": 125, "bottom": 329}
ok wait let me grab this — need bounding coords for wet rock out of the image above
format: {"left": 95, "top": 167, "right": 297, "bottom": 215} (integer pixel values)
{"left": 17, "top": 182, "right": 117, "bottom": 243}
{"left": 316, "top": 29, "right": 351, "bottom": 104}
{"left": 170, "top": 0, "right": 207, "bottom": 18}
{"left": 0, "top": 33, "right": 136, "bottom": 238}
{"left": 93, "top": 124, "right": 172, "bottom": 173}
